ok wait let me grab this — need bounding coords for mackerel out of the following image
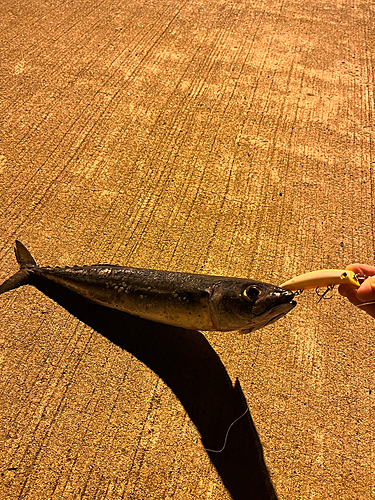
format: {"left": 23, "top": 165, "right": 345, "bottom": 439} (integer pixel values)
{"left": 0, "top": 241, "right": 296, "bottom": 333}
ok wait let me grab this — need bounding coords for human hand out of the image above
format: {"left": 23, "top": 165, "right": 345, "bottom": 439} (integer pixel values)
{"left": 338, "top": 264, "right": 375, "bottom": 318}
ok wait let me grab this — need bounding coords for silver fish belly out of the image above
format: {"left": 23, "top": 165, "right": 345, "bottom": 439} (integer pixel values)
{"left": 0, "top": 241, "right": 296, "bottom": 333}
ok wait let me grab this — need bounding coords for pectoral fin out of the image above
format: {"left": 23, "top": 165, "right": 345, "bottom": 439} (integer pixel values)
{"left": 238, "top": 326, "right": 255, "bottom": 334}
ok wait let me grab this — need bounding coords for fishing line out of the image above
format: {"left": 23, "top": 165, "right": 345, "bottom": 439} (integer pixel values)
{"left": 204, "top": 408, "right": 249, "bottom": 453}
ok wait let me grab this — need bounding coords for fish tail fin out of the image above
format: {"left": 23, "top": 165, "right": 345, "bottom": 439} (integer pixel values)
{"left": 0, "top": 241, "right": 37, "bottom": 296}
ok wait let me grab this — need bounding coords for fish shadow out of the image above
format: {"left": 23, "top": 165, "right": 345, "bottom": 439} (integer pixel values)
{"left": 31, "top": 276, "right": 277, "bottom": 500}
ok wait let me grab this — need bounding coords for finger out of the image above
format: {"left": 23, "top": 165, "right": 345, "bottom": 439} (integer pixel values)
{"left": 340, "top": 278, "right": 375, "bottom": 318}
{"left": 338, "top": 284, "right": 358, "bottom": 298}
{"left": 356, "top": 276, "right": 375, "bottom": 302}
{"left": 338, "top": 286, "right": 363, "bottom": 305}
{"left": 345, "top": 263, "right": 375, "bottom": 276}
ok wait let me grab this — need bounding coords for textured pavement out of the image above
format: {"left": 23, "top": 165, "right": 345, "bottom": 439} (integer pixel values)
{"left": 0, "top": 0, "right": 374, "bottom": 498}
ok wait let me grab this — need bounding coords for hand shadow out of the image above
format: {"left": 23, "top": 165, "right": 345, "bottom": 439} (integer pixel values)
{"left": 30, "top": 275, "right": 278, "bottom": 500}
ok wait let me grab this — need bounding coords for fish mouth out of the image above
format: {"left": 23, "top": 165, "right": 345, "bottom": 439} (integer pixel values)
{"left": 253, "top": 288, "right": 296, "bottom": 316}
{"left": 236, "top": 288, "right": 296, "bottom": 334}
{"left": 268, "top": 290, "right": 296, "bottom": 310}
{"left": 264, "top": 290, "right": 297, "bottom": 320}
{"left": 264, "top": 299, "right": 296, "bottom": 323}
{"left": 248, "top": 290, "right": 296, "bottom": 332}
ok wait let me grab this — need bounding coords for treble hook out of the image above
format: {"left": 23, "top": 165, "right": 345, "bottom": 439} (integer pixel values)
{"left": 316, "top": 285, "right": 335, "bottom": 303}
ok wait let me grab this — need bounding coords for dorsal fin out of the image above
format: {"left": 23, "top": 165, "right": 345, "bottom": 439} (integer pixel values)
{"left": 15, "top": 240, "right": 37, "bottom": 268}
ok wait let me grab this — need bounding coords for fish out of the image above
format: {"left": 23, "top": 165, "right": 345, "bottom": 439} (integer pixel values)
{"left": 0, "top": 241, "right": 296, "bottom": 333}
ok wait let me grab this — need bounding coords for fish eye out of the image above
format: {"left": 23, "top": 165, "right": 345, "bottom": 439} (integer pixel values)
{"left": 243, "top": 286, "right": 261, "bottom": 301}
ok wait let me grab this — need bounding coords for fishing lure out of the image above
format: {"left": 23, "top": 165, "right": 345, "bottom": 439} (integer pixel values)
{"left": 280, "top": 269, "right": 361, "bottom": 291}
{"left": 280, "top": 269, "right": 375, "bottom": 304}
{"left": 0, "top": 241, "right": 296, "bottom": 333}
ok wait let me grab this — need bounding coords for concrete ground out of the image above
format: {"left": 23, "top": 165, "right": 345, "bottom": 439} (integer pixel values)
{"left": 0, "top": 0, "right": 374, "bottom": 498}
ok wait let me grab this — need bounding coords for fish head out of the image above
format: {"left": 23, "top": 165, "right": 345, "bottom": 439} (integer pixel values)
{"left": 209, "top": 279, "right": 296, "bottom": 333}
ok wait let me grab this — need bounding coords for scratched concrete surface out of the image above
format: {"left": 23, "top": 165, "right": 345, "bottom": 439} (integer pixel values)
{"left": 0, "top": 0, "right": 374, "bottom": 498}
